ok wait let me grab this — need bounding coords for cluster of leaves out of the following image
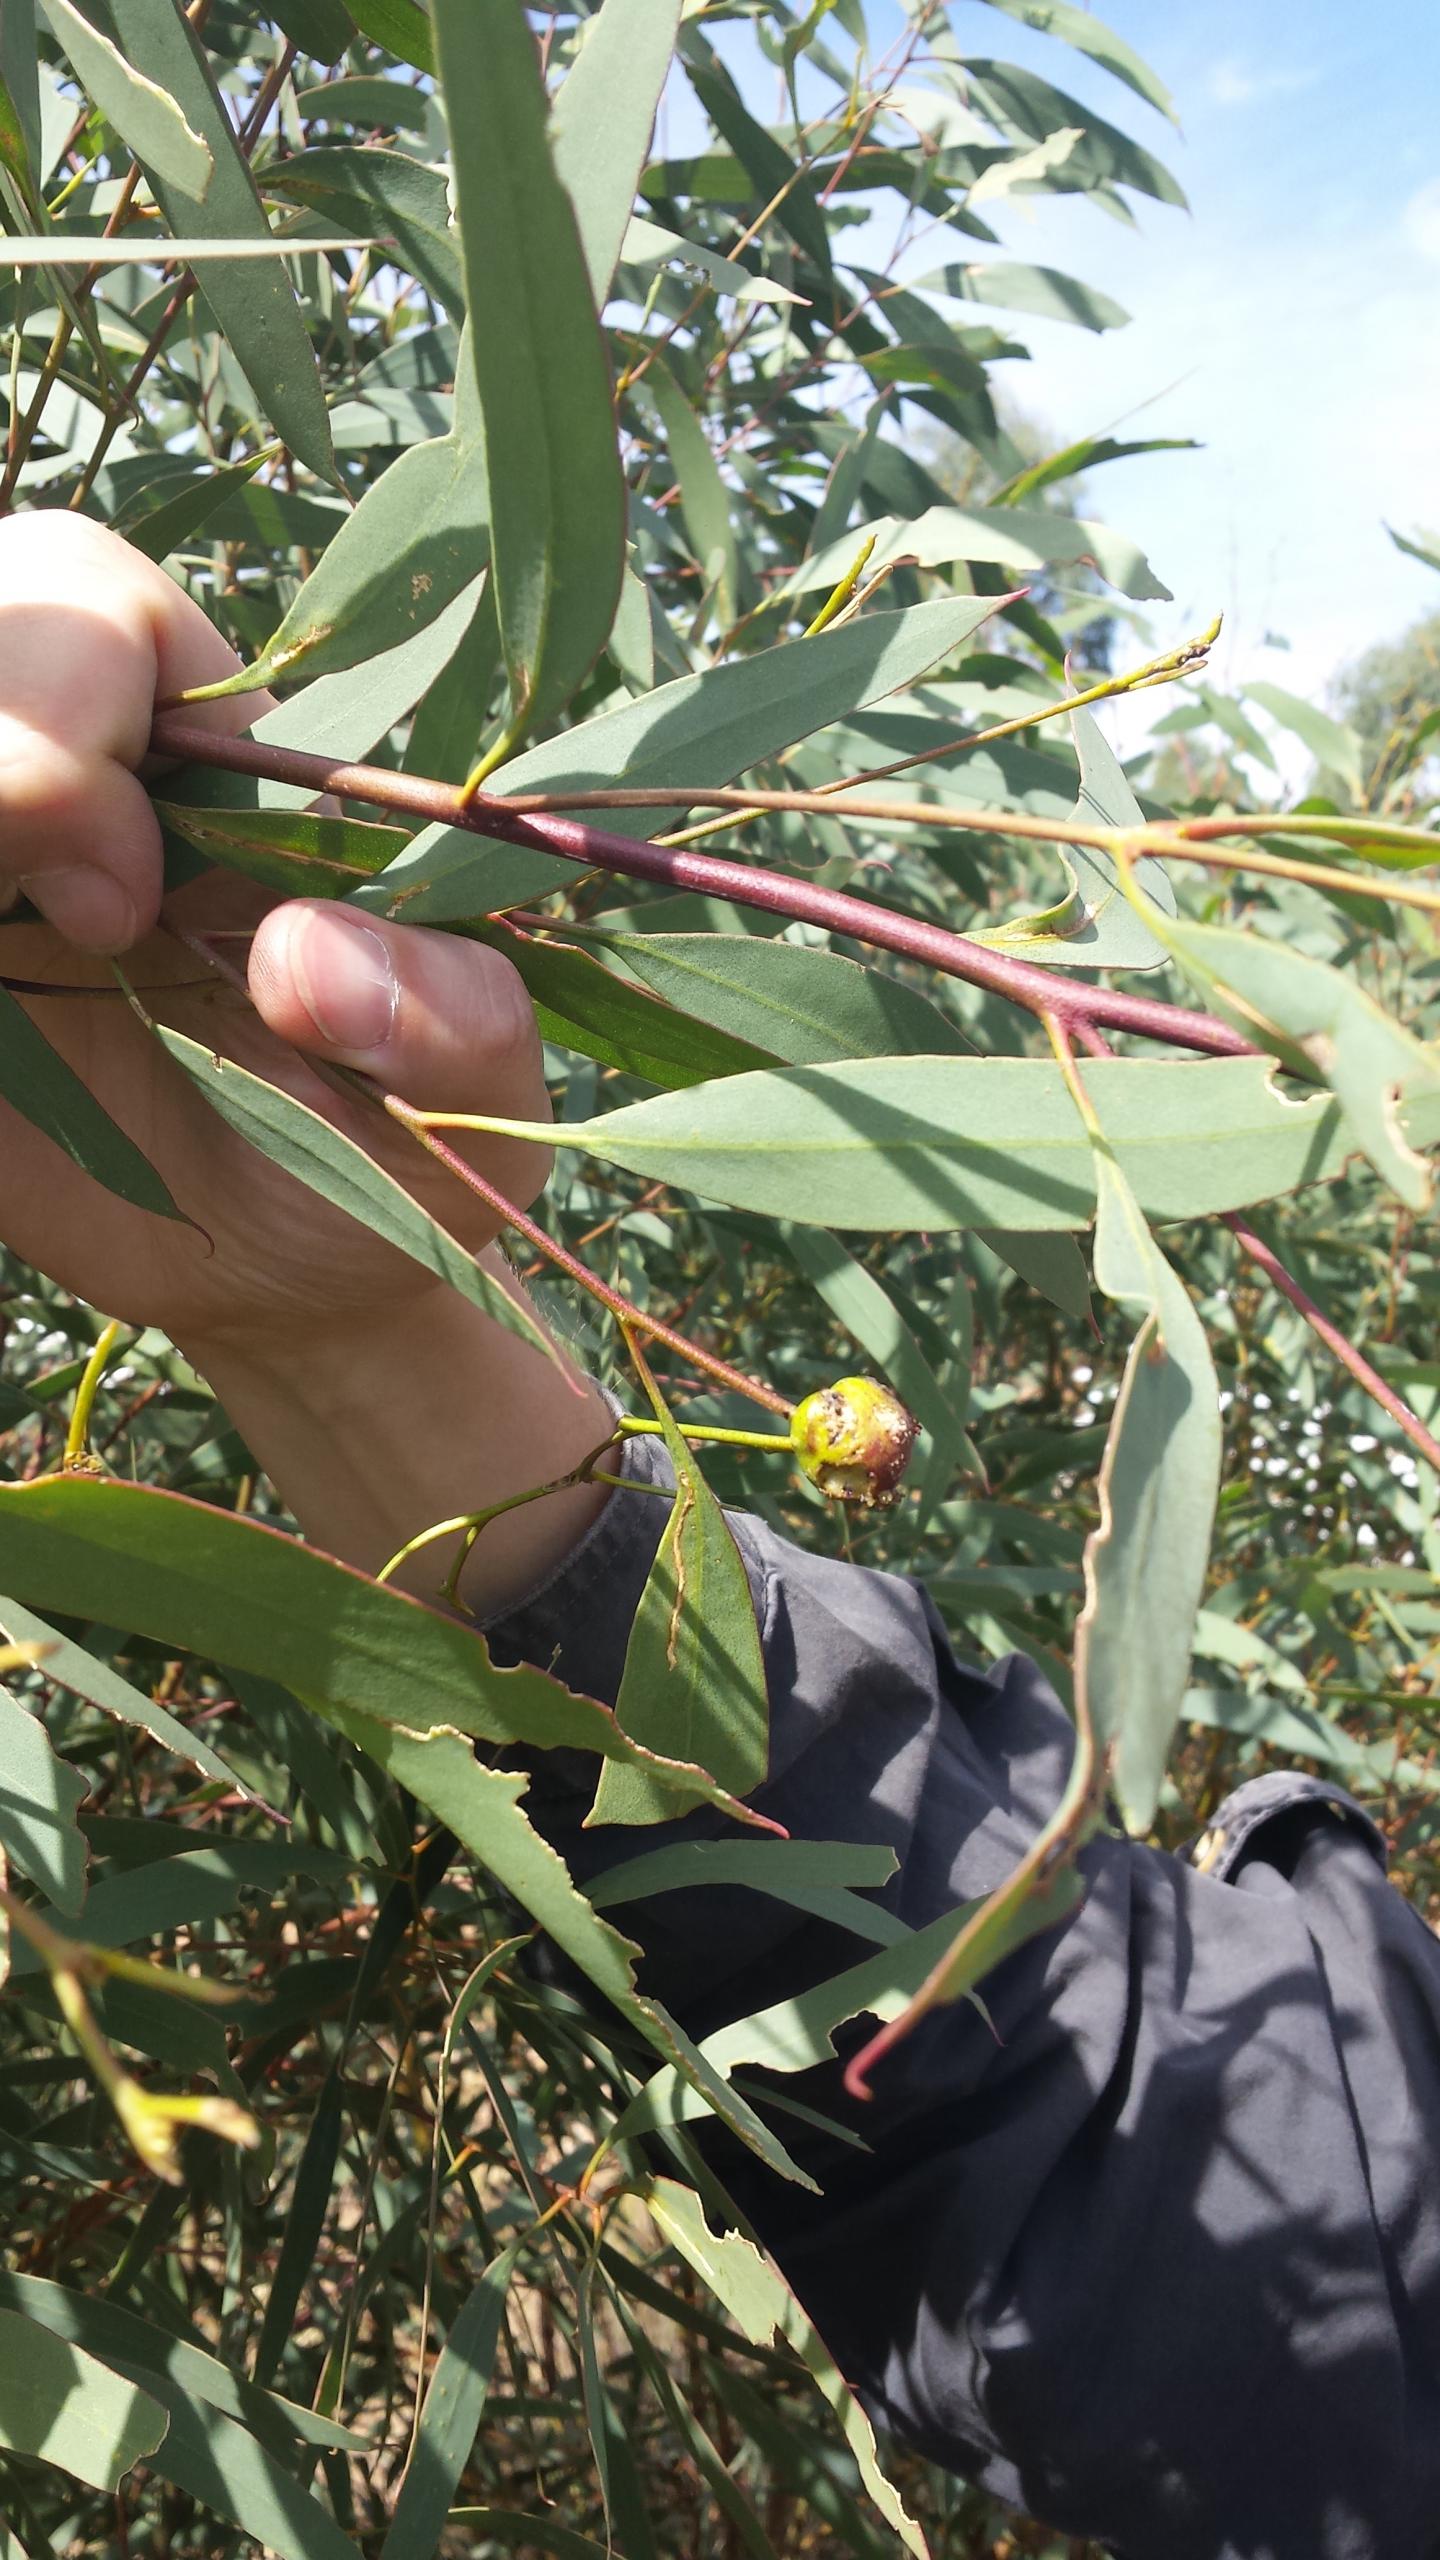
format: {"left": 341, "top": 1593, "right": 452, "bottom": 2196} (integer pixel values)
{"left": 1, "top": 3, "right": 1439, "bottom": 2555}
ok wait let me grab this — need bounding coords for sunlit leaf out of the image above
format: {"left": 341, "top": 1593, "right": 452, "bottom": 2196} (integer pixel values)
{"left": 0, "top": 2310, "right": 166, "bottom": 2492}
{"left": 355, "top": 593, "right": 1007, "bottom": 922}
{"left": 40, "top": 0, "right": 212, "bottom": 197}
{"left": 1075, "top": 1140, "right": 1222, "bottom": 1831}
{"left": 551, "top": 0, "right": 682, "bottom": 303}
{"left": 463, "top": 1054, "right": 1426, "bottom": 1234}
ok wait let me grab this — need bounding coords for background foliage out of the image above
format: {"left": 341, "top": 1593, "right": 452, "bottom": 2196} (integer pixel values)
{"left": 0, "top": 3, "right": 1437, "bottom": 2554}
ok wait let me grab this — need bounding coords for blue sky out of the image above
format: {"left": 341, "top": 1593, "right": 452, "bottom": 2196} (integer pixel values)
{"left": 862, "top": 0, "right": 1440, "bottom": 718}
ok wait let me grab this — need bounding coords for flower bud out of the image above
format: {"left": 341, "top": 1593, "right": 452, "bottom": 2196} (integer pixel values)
{"left": 789, "top": 1376, "right": 919, "bottom": 1506}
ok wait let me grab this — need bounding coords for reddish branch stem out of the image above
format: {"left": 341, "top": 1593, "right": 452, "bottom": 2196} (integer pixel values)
{"left": 148, "top": 719, "right": 1252, "bottom": 1059}
{"left": 383, "top": 1101, "right": 792, "bottom": 1419}
{"left": 1225, "top": 1215, "right": 1440, "bottom": 1479}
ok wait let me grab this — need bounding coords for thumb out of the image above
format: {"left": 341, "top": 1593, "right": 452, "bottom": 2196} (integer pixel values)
{"left": 247, "top": 902, "right": 551, "bottom": 1129}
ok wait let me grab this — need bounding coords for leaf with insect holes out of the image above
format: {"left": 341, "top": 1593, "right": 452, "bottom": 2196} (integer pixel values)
{"left": 459, "top": 1053, "right": 1440, "bottom": 1234}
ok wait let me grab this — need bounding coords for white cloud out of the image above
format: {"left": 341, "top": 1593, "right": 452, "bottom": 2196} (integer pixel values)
{"left": 1209, "top": 57, "right": 1320, "bottom": 108}
{"left": 1403, "top": 178, "right": 1440, "bottom": 261}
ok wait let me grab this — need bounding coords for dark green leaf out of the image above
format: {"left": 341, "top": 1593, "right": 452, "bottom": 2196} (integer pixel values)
{"left": 265, "top": 145, "right": 464, "bottom": 319}
{"left": 433, "top": 0, "right": 625, "bottom": 747}
{"left": 152, "top": 1023, "right": 557, "bottom": 1364}
{"left": 345, "top": 0, "right": 434, "bottom": 73}
{"left": 1075, "top": 1144, "right": 1221, "bottom": 1831}
{"left": 380, "top": 2242, "right": 522, "bottom": 2560}
{"left": 0, "top": 984, "right": 183, "bottom": 1221}
{"left": 591, "top": 1364, "right": 768, "bottom": 1824}
{"left": 40, "top": 0, "right": 213, "bottom": 195}
{"left": 588, "top": 930, "right": 971, "bottom": 1067}
{"left": 0, "top": 1477, "right": 775, "bottom": 1829}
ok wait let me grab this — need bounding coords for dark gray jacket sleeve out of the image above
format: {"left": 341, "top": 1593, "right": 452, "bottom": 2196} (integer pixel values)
{"left": 486, "top": 1433, "right": 1440, "bottom": 2560}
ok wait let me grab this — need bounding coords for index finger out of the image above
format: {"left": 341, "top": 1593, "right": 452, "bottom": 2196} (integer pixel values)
{"left": 0, "top": 511, "right": 271, "bottom": 951}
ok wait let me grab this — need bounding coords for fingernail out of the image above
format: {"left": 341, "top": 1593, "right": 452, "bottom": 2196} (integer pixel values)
{"left": 287, "top": 905, "right": 398, "bottom": 1051}
{"left": 22, "top": 866, "right": 135, "bottom": 953}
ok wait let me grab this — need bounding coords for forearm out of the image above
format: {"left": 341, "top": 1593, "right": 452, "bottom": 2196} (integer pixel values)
{"left": 179, "top": 1256, "right": 613, "bottom": 1618}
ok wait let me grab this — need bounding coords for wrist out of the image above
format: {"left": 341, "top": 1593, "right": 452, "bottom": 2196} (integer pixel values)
{"left": 176, "top": 1252, "right": 616, "bottom": 1619}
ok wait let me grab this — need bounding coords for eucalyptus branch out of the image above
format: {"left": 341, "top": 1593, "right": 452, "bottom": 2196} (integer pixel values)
{"left": 1052, "top": 1003, "right": 1440, "bottom": 1482}
{"left": 380, "top": 1095, "right": 793, "bottom": 1418}
{"left": 148, "top": 718, "right": 1253, "bottom": 1059}
{"left": 1224, "top": 1216, "right": 1440, "bottom": 1480}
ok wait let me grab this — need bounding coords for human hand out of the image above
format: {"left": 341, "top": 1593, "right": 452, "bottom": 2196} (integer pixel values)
{"left": 0, "top": 511, "right": 554, "bottom": 1360}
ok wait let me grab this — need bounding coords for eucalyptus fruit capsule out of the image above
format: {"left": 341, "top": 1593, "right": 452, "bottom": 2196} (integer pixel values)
{"left": 789, "top": 1376, "right": 920, "bottom": 1506}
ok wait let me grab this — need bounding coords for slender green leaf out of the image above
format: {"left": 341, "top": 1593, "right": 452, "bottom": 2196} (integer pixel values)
{"left": 977, "top": 0, "right": 1177, "bottom": 121}
{"left": 0, "top": 1591, "right": 264, "bottom": 1802}
{"left": 449, "top": 2518, "right": 608, "bottom": 2560}
{"left": 583, "top": 930, "right": 972, "bottom": 1065}
{"left": 461, "top": 1053, "right": 1423, "bottom": 1234}
{"left": 311, "top": 1704, "right": 813, "bottom": 2183}
{"left": 683, "top": 46, "right": 831, "bottom": 274}
{"left": 0, "top": 2310, "right": 166, "bottom": 2492}
{"left": 0, "top": 1477, "right": 776, "bottom": 1829}
{"left": 1149, "top": 913, "right": 1440, "bottom": 1212}
{"left": 356, "top": 594, "right": 1006, "bottom": 922}
{"left": 0, "top": 1684, "right": 88, "bottom": 1912}
{"left": 622, "top": 213, "right": 807, "bottom": 308}
{"left": 188, "top": 341, "right": 487, "bottom": 697}
{"left": 552, "top": 0, "right": 682, "bottom": 303}
{"left": 590, "top": 1365, "right": 768, "bottom": 1824}
{"left": 119, "top": 452, "right": 265, "bottom": 563}
{"left": 381, "top": 2242, "right": 522, "bottom": 2560}
{"left": 265, "top": 144, "right": 464, "bottom": 320}
{"left": 485, "top": 928, "right": 776, "bottom": 1088}
{"left": 1246, "top": 680, "right": 1363, "bottom": 797}
{"left": 644, "top": 2181, "right": 928, "bottom": 2560}
{"left": 588, "top": 1838, "right": 897, "bottom": 1909}
{"left": 254, "top": 2064, "right": 344, "bottom": 2387}
{"left": 0, "top": 984, "right": 182, "bottom": 1221}
{"left": 0, "top": 2272, "right": 364, "bottom": 2457}
{"left": 915, "top": 255, "right": 1127, "bottom": 331}
{"left": 646, "top": 359, "right": 737, "bottom": 630}
{"left": 973, "top": 703, "right": 1174, "bottom": 968}
{"left": 433, "top": 0, "right": 625, "bottom": 745}
{"left": 268, "top": 0, "right": 353, "bottom": 63}
{"left": 345, "top": 0, "right": 434, "bottom": 73}
{"left": 96, "top": 0, "right": 338, "bottom": 483}
{"left": 1076, "top": 1143, "right": 1222, "bottom": 1831}
{"left": 157, "top": 800, "right": 409, "bottom": 898}
{"left": 40, "top": 0, "right": 212, "bottom": 195}
{"left": 783, "top": 501, "right": 1170, "bottom": 605}
{"left": 296, "top": 74, "right": 430, "bottom": 131}
{"left": 152, "top": 1024, "right": 557, "bottom": 1365}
